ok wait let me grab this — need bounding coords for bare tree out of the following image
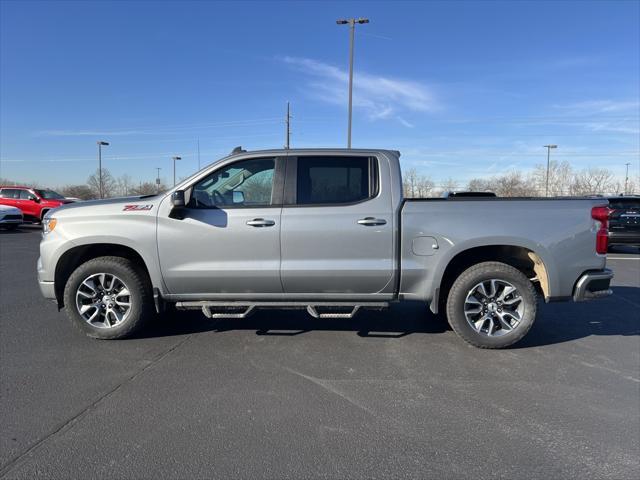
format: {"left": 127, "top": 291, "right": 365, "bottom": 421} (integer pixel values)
{"left": 116, "top": 174, "right": 135, "bottom": 197}
{"left": 60, "top": 184, "right": 94, "bottom": 200}
{"left": 403, "top": 167, "right": 419, "bottom": 198}
{"left": 87, "top": 168, "right": 117, "bottom": 198}
{"left": 131, "top": 181, "right": 167, "bottom": 195}
{"left": 571, "top": 168, "right": 615, "bottom": 196}
{"left": 532, "top": 160, "right": 573, "bottom": 196}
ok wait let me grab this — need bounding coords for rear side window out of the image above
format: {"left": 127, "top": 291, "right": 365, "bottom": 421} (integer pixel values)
{"left": 19, "top": 190, "right": 34, "bottom": 200}
{"left": 296, "top": 156, "right": 376, "bottom": 205}
{"left": 0, "top": 189, "right": 20, "bottom": 199}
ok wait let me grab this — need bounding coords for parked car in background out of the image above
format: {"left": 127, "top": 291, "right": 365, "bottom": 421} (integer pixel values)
{"left": 0, "top": 186, "right": 73, "bottom": 223}
{"left": 608, "top": 196, "right": 640, "bottom": 249}
{"left": 0, "top": 204, "right": 23, "bottom": 230}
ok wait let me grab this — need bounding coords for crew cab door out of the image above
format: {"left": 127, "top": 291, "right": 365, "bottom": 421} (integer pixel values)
{"left": 280, "top": 154, "right": 395, "bottom": 296}
{"left": 157, "top": 156, "right": 285, "bottom": 295}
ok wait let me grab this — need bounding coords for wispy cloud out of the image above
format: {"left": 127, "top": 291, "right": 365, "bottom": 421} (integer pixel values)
{"left": 551, "top": 99, "right": 640, "bottom": 135}
{"left": 34, "top": 118, "right": 283, "bottom": 137}
{"left": 281, "top": 56, "right": 438, "bottom": 126}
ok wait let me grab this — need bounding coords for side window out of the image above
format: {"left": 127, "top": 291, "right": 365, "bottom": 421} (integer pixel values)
{"left": 296, "top": 156, "right": 376, "bottom": 205}
{"left": 19, "top": 190, "right": 36, "bottom": 200}
{"left": 0, "top": 189, "right": 19, "bottom": 199}
{"left": 189, "top": 158, "right": 275, "bottom": 208}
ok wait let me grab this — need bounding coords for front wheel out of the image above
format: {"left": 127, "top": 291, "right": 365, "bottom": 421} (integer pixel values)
{"left": 63, "top": 256, "right": 153, "bottom": 339}
{"left": 446, "top": 261, "right": 537, "bottom": 349}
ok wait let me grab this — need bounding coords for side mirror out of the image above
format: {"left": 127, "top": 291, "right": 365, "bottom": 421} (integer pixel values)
{"left": 31, "top": 196, "right": 40, "bottom": 203}
{"left": 171, "top": 190, "right": 186, "bottom": 207}
{"left": 232, "top": 191, "right": 245, "bottom": 204}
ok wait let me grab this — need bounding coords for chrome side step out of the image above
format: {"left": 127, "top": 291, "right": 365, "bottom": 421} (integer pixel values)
{"left": 175, "top": 301, "right": 388, "bottom": 320}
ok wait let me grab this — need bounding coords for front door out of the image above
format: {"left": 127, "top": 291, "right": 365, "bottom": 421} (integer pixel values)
{"left": 157, "top": 156, "right": 284, "bottom": 295}
{"left": 280, "top": 155, "right": 395, "bottom": 296}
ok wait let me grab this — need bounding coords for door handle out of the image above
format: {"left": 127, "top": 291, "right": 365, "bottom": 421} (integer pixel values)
{"left": 246, "top": 218, "right": 276, "bottom": 227}
{"left": 357, "top": 217, "right": 387, "bottom": 226}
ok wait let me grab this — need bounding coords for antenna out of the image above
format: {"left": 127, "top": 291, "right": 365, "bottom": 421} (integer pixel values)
{"left": 285, "top": 101, "right": 292, "bottom": 149}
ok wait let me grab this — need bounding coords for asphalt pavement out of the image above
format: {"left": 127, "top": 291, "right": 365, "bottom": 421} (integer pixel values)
{"left": 1, "top": 226, "right": 638, "bottom": 479}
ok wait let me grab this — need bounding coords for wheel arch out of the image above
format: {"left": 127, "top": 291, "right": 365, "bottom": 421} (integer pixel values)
{"left": 431, "top": 244, "right": 551, "bottom": 314}
{"left": 54, "top": 243, "right": 152, "bottom": 308}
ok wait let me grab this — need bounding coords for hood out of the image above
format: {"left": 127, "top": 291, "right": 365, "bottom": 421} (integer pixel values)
{"left": 51, "top": 194, "right": 162, "bottom": 218}
{"left": 0, "top": 204, "right": 22, "bottom": 213}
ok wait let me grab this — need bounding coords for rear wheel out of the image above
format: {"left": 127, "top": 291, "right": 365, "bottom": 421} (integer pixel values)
{"left": 63, "top": 256, "right": 153, "bottom": 339}
{"left": 446, "top": 261, "right": 537, "bottom": 349}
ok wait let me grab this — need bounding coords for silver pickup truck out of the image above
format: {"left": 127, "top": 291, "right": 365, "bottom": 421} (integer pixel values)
{"left": 38, "top": 148, "right": 613, "bottom": 348}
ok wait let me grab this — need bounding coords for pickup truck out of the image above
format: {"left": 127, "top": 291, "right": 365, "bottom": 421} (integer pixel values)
{"left": 38, "top": 148, "right": 614, "bottom": 348}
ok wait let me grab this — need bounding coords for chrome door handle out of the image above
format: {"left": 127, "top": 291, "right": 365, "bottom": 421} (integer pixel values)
{"left": 246, "top": 218, "right": 276, "bottom": 227}
{"left": 357, "top": 217, "right": 387, "bottom": 226}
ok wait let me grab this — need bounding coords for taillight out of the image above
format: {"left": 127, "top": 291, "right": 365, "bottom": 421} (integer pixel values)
{"left": 591, "top": 205, "right": 611, "bottom": 254}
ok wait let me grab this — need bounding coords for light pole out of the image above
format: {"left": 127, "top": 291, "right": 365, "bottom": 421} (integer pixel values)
{"left": 156, "top": 167, "right": 162, "bottom": 193}
{"left": 172, "top": 156, "right": 181, "bottom": 187}
{"left": 97, "top": 141, "right": 109, "bottom": 199}
{"left": 543, "top": 144, "right": 558, "bottom": 197}
{"left": 337, "top": 17, "right": 369, "bottom": 149}
{"left": 624, "top": 162, "right": 631, "bottom": 195}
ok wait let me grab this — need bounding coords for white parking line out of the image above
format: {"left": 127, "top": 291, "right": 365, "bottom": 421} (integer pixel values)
{"left": 607, "top": 257, "right": 640, "bottom": 260}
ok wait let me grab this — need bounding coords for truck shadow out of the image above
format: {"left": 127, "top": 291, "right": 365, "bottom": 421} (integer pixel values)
{"left": 139, "top": 287, "right": 640, "bottom": 347}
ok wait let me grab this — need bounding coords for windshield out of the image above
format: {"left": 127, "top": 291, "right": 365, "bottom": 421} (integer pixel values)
{"left": 34, "top": 189, "right": 65, "bottom": 200}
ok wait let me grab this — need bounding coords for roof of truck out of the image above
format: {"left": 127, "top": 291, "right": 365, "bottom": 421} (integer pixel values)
{"left": 227, "top": 147, "right": 401, "bottom": 157}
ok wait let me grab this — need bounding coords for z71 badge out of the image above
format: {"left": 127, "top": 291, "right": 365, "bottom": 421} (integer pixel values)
{"left": 123, "top": 204, "right": 153, "bottom": 211}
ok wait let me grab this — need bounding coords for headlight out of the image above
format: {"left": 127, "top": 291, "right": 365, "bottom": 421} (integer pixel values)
{"left": 42, "top": 217, "right": 57, "bottom": 235}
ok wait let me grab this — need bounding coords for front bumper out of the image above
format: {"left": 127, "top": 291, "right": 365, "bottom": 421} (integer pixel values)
{"left": 573, "top": 269, "right": 614, "bottom": 302}
{"left": 37, "top": 256, "right": 56, "bottom": 300}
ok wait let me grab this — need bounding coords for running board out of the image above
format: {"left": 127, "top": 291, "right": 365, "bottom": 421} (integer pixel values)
{"left": 175, "top": 301, "right": 388, "bottom": 320}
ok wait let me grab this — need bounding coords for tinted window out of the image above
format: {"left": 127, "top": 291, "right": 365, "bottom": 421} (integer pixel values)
{"left": 609, "top": 198, "right": 640, "bottom": 210}
{"left": 19, "top": 190, "right": 36, "bottom": 200}
{"left": 0, "top": 189, "right": 20, "bottom": 199}
{"left": 34, "top": 189, "right": 65, "bottom": 200}
{"left": 190, "top": 158, "right": 275, "bottom": 208}
{"left": 296, "top": 156, "right": 375, "bottom": 205}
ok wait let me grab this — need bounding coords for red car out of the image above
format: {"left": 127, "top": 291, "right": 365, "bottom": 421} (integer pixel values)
{"left": 0, "top": 186, "right": 73, "bottom": 223}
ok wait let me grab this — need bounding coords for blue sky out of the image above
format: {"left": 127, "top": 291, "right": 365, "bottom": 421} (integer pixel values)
{"left": 1, "top": 0, "right": 638, "bottom": 188}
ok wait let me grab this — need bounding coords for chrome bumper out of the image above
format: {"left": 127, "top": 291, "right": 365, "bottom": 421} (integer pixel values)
{"left": 573, "top": 269, "right": 614, "bottom": 302}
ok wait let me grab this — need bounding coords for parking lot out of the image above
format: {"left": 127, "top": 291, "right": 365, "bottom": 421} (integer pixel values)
{"left": 0, "top": 225, "right": 638, "bottom": 479}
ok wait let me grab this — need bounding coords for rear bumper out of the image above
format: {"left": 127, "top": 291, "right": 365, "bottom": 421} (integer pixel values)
{"left": 573, "top": 269, "right": 614, "bottom": 302}
{"left": 609, "top": 231, "right": 640, "bottom": 246}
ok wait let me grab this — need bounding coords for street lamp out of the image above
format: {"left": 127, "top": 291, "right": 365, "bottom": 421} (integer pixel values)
{"left": 172, "top": 156, "right": 182, "bottom": 186}
{"left": 156, "top": 167, "right": 162, "bottom": 193}
{"left": 336, "top": 17, "right": 369, "bottom": 149}
{"left": 97, "top": 141, "right": 110, "bottom": 199}
{"left": 543, "top": 144, "right": 558, "bottom": 197}
{"left": 624, "top": 162, "right": 631, "bottom": 195}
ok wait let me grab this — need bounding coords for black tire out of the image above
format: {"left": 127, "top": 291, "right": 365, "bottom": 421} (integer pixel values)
{"left": 446, "top": 261, "right": 537, "bottom": 349}
{"left": 63, "top": 256, "right": 153, "bottom": 339}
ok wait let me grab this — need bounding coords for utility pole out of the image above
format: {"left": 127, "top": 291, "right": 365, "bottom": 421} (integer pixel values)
{"left": 336, "top": 17, "right": 369, "bottom": 149}
{"left": 285, "top": 101, "right": 291, "bottom": 149}
{"left": 96, "top": 141, "right": 109, "bottom": 199}
{"left": 172, "top": 156, "right": 182, "bottom": 187}
{"left": 543, "top": 144, "right": 558, "bottom": 197}
{"left": 624, "top": 162, "right": 631, "bottom": 195}
{"left": 155, "top": 167, "right": 162, "bottom": 193}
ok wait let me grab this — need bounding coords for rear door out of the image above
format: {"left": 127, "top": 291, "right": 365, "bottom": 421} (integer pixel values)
{"left": 280, "top": 154, "right": 395, "bottom": 296}
{"left": 0, "top": 189, "right": 20, "bottom": 209}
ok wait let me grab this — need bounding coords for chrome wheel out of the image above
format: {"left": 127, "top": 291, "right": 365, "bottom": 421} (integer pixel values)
{"left": 75, "top": 273, "right": 132, "bottom": 329}
{"left": 464, "top": 279, "right": 524, "bottom": 337}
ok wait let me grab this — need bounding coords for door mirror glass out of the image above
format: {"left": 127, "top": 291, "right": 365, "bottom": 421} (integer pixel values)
{"left": 232, "top": 191, "right": 245, "bottom": 204}
{"left": 171, "top": 190, "right": 186, "bottom": 207}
